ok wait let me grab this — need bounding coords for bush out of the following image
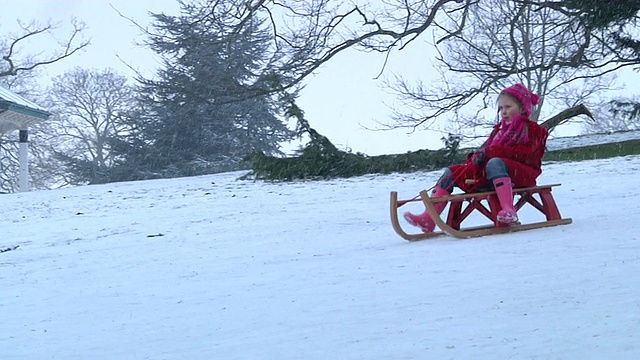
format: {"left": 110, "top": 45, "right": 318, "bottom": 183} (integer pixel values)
{"left": 543, "top": 139, "right": 640, "bottom": 162}
{"left": 242, "top": 133, "right": 467, "bottom": 181}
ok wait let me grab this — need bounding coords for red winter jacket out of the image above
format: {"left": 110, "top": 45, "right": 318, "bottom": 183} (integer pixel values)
{"left": 449, "top": 120, "right": 548, "bottom": 192}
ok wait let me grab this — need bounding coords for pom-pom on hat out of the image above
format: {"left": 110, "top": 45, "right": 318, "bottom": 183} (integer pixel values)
{"left": 501, "top": 83, "right": 540, "bottom": 117}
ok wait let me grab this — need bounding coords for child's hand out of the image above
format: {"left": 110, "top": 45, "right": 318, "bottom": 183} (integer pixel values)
{"left": 472, "top": 149, "right": 486, "bottom": 165}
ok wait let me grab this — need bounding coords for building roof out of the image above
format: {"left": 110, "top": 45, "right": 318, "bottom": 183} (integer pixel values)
{"left": 0, "top": 84, "right": 50, "bottom": 133}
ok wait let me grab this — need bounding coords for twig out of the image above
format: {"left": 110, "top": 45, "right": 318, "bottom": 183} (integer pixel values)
{"left": 1, "top": 245, "right": 19, "bottom": 253}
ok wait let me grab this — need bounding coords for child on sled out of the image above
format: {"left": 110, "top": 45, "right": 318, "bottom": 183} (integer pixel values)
{"left": 404, "top": 83, "right": 549, "bottom": 233}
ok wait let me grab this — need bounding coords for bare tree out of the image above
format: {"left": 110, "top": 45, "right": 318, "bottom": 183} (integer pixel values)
{"left": 147, "top": 1, "right": 635, "bottom": 98}
{"left": 118, "top": 0, "right": 479, "bottom": 99}
{"left": 0, "top": 18, "right": 89, "bottom": 77}
{"left": 0, "top": 18, "right": 90, "bottom": 191}
{"left": 43, "top": 68, "right": 136, "bottom": 185}
{"left": 385, "top": 1, "right": 624, "bottom": 139}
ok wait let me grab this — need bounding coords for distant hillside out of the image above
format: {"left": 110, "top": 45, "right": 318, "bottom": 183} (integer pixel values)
{"left": 544, "top": 130, "right": 640, "bottom": 162}
{"left": 546, "top": 129, "right": 640, "bottom": 150}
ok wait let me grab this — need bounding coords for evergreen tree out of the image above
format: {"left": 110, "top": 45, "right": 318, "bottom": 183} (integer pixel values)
{"left": 114, "top": 2, "right": 294, "bottom": 179}
{"left": 565, "top": 0, "right": 640, "bottom": 129}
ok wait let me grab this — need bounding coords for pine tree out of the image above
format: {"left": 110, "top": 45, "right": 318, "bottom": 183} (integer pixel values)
{"left": 114, "top": 2, "right": 294, "bottom": 179}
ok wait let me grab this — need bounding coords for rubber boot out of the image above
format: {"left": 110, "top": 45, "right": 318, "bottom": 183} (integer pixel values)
{"left": 403, "top": 186, "right": 449, "bottom": 233}
{"left": 493, "top": 177, "right": 518, "bottom": 224}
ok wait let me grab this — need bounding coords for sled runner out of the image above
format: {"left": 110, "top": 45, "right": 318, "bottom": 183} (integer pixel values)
{"left": 390, "top": 183, "right": 572, "bottom": 240}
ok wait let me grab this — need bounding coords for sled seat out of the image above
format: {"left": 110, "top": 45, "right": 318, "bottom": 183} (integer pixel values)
{"left": 435, "top": 183, "right": 567, "bottom": 229}
{"left": 390, "top": 183, "right": 572, "bottom": 240}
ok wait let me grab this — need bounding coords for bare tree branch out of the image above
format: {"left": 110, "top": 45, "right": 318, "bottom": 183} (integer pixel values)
{"left": 540, "top": 104, "right": 594, "bottom": 130}
{"left": 0, "top": 19, "right": 90, "bottom": 78}
{"left": 384, "top": 0, "right": 637, "bottom": 135}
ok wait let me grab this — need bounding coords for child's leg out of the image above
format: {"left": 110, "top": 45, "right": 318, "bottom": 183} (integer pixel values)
{"left": 485, "top": 157, "right": 510, "bottom": 183}
{"left": 434, "top": 168, "right": 456, "bottom": 194}
{"left": 485, "top": 158, "right": 518, "bottom": 224}
{"left": 404, "top": 169, "right": 453, "bottom": 232}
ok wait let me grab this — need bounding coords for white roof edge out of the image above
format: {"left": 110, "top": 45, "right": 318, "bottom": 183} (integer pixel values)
{"left": 0, "top": 84, "right": 48, "bottom": 112}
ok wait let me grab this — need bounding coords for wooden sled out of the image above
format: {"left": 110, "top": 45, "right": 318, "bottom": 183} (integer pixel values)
{"left": 390, "top": 183, "right": 572, "bottom": 240}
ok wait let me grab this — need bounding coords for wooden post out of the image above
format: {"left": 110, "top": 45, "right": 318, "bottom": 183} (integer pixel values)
{"left": 19, "top": 129, "right": 28, "bottom": 192}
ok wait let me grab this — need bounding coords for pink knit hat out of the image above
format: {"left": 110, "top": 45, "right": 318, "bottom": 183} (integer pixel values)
{"left": 501, "top": 83, "right": 540, "bottom": 117}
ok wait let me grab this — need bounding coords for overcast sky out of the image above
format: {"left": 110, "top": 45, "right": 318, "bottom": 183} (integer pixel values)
{"left": 0, "top": 0, "right": 588, "bottom": 156}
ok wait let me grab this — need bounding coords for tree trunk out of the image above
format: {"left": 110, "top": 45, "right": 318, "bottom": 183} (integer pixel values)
{"left": 540, "top": 104, "right": 594, "bottom": 131}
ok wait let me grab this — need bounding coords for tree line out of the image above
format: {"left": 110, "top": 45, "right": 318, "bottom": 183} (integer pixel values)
{"left": 0, "top": 0, "right": 639, "bottom": 190}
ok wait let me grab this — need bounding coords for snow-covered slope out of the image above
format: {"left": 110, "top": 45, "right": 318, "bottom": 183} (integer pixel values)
{"left": 1, "top": 155, "right": 639, "bottom": 359}
{"left": 547, "top": 129, "right": 640, "bottom": 150}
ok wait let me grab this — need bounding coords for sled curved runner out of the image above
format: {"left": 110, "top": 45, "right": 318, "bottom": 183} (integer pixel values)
{"left": 391, "top": 184, "right": 572, "bottom": 240}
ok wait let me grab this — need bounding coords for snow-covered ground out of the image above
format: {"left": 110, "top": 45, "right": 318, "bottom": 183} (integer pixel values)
{"left": 547, "top": 129, "right": 640, "bottom": 150}
{"left": 1, "top": 148, "right": 639, "bottom": 359}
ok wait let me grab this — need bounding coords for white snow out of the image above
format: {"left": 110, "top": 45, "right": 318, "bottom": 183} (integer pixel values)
{"left": 2, "top": 153, "right": 640, "bottom": 359}
{"left": 547, "top": 129, "right": 640, "bottom": 150}
{"left": 0, "top": 84, "right": 49, "bottom": 112}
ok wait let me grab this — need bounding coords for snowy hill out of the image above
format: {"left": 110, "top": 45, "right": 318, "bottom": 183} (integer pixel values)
{"left": 546, "top": 129, "right": 640, "bottom": 150}
{"left": 2, "top": 154, "right": 640, "bottom": 359}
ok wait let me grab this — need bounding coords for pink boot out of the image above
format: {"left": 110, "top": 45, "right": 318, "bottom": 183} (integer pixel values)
{"left": 403, "top": 186, "right": 449, "bottom": 233}
{"left": 493, "top": 177, "right": 518, "bottom": 224}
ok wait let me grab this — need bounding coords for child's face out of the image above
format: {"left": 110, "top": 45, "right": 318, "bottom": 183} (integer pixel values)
{"left": 498, "top": 95, "right": 524, "bottom": 122}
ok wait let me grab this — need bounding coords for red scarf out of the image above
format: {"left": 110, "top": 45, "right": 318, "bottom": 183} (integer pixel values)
{"left": 489, "top": 114, "right": 529, "bottom": 146}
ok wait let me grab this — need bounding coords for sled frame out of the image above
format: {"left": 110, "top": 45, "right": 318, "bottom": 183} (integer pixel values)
{"left": 390, "top": 184, "right": 572, "bottom": 240}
